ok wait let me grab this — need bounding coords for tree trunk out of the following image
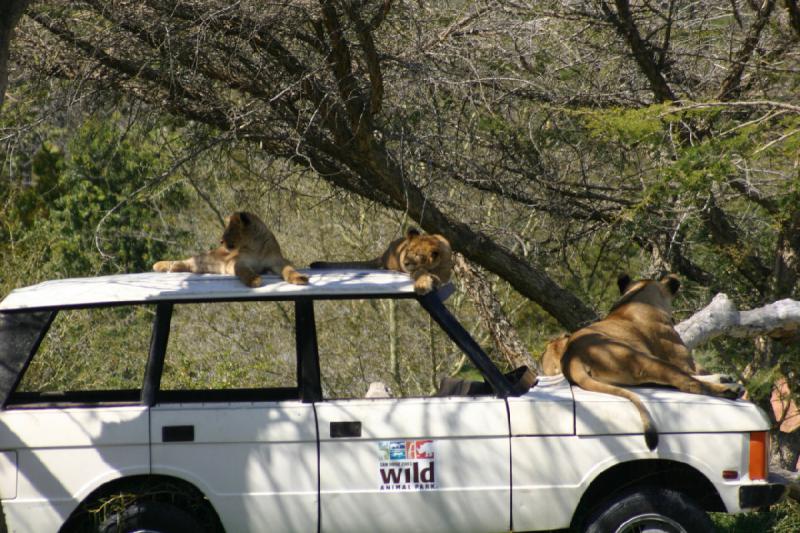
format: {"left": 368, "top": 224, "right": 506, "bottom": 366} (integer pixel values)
{"left": 0, "top": 0, "right": 30, "bottom": 111}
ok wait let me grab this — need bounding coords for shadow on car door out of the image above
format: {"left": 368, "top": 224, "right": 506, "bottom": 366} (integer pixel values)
{"left": 315, "top": 395, "right": 510, "bottom": 533}
{"left": 150, "top": 399, "right": 318, "bottom": 533}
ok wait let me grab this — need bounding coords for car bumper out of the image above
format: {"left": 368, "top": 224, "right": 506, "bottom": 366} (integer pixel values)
{"left": 739, "top": 474, "right": 789, "bottom": 510}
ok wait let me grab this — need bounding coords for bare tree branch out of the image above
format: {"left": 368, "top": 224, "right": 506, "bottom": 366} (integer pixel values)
{"left": 700, "top": 193, "right": 771, "bottom": 296}
{"left": 599, "top": 0, "right": 677, "bottom": 102}
{"left": 342, "top": 1, "right": 384, "bottom": 115}
{"left": 676, "top": 293, "right": 800, "bottom": 349}
{"left": 453, "top": 254, "right": 535, "bottom": 371}
{"left": 717, "top": 0, "right": 778, "bottom": 100}
{"left": 319, "top": 1, "right": 369, "bottom": 132}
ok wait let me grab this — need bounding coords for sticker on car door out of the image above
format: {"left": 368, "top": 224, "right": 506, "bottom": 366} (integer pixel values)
{"left": 378, "top": 440, "right": 437, "bottom": 491}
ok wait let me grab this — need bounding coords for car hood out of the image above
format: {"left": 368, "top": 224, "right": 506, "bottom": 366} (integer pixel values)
{"left": 572, "top": 383, "right": 771, "bottom": 435}
{"left": 513, "top": 374, "right": 770, "bottom": 437}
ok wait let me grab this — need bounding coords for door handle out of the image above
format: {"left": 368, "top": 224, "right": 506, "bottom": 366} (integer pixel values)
{"left": 330, "top": 421, "right": 361, "bottom": 438}
{"left": 162, "top": 425, "right": 194, "bottom": 442}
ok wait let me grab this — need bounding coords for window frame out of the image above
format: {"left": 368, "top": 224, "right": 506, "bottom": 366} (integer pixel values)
{"left": 1, "top": 287, "right": 515, "bottom": 409}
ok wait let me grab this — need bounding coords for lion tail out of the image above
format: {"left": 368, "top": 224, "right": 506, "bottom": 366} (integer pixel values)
{"left": 310, "top": 259, "right": 382, "bottom": 270}
{"left": 563, "top": 358, "right": 659, "bottom": 450}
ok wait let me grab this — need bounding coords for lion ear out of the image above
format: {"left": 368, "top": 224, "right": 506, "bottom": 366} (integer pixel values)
{"left": 661, "top": 274, "right": 681, "bottom": 295}
{"left": 617, "top": 273, "right": 632, "bottom": 294}
{"left": 406, "top": 227, "right": 421, "bottom": 239}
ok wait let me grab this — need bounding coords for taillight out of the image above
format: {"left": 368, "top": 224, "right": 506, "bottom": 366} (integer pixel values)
{"left": 748, "top": 431, "right": 768, "bottom": 481}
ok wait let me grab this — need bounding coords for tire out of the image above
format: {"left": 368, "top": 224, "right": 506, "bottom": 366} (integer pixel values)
{"left": 97, "top": 500, "right": 205, "bottom": 533}
{"left": 582, "top": 487, "right": 714, "bottom": 533}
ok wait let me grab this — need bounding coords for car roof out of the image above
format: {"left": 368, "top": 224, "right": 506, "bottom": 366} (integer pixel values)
{"left": 0, "top": 270, "right": 417, "bottom": 312}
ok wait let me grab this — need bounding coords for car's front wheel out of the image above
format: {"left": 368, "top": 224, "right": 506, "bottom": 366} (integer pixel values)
{"left": 583, "top": 486, "right": 713, "bottom": 533}
{"left": 97, "top": 500, "right": 205, "bottom": 533}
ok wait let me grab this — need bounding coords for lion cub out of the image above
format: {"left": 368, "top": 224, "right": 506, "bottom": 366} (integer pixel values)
{"left": 153, "top": 211, "right": 308, "bottom": 288}
{"left": 311, "top": 228, "right": 453, "bottom": 294}
{"left": 542, "top": 274, "right": 743, "bottom": 450}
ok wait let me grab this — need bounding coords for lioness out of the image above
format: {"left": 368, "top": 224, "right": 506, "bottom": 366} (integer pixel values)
{"left": 311, "top": 228, "right": 453, "bottom": 294}
{"left": 153, "top": 211, "right": 308, "bottom": 288}
{"left": 543, "top": 274, "right": 743, "bottom": 450}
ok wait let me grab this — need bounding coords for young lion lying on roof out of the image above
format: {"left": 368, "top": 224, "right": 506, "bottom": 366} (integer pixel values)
{"left": 153, "top": 211, "right": 308, "bottom": 288}
{"left": 541, "top": 274, "right": 743, "bottom": 450}
{"left": 311, "top": 228, "right": 453, "bottom": 294}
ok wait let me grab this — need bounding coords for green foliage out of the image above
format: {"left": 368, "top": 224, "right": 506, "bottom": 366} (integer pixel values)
{"left": 48, "top": 115, "right": 187, "bottom": 274}
{"left": 1, "top": 112, "right": 189, "bottom": 292}
{"left": 581, "top": 104, "right": 671, "bottom": 146}
{"left": 16, "top": 141, "right": 64, "bottom": 223}
{"left": 713, "top": 500, "right": 800, "bottom": 533}
{"left": 776, "top": 172, "right": 800, "bottom": 223}
{"left": 663, "top": 141, "right": 735, "bottom": 191}
{"left": 746, "top": 364, "right": 784, "bottom": 403}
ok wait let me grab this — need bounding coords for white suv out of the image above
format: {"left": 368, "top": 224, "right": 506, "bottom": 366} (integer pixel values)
{"left": 0, "top": 271, "right": 786, "bottom": 532}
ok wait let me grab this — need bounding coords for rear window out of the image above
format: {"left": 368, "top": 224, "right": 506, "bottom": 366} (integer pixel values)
{"left": 8, "top": 306, "right": 153, "bottom": 406}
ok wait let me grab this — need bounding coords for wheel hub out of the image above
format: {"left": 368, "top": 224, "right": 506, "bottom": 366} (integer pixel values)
{"left": 614, "top": 512, "right": 688, "bottom": 533}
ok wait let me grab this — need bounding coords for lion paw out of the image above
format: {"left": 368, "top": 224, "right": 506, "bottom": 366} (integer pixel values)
{"left": 154, "top": 261, "right": 190, "bottom": 273}
{"left": 246, "top": 276, "right": 263, "bottom": 288}
{"left": 413, "top": 274, "right": 437, "bottom": 294}
{"left": 153, "top": 261, "right": 171, "bottom": 272}
{"left": 287, "top": 272, "right": 309, "bottom": 285}
{"left": 694, "top": 373, "right": 735, "bottom": 385}
{"left": 720, "top": 382, "right": 745, "bottom": 399}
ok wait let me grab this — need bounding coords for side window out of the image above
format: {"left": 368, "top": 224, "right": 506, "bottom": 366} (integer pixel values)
{"left": 315, "top": 298, "right": 478, "bottom": 399}
{"left": 17, "top": 306, "right": 153, "bottom": 394}
{"left": 161, "top": 301, "right": 297, "bottom": 391}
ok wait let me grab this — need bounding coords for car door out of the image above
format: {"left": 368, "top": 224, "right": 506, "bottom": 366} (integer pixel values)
{"left": 315, "top": 396, "right": 510, "bottom": 533}
{"left": 150, "top": 400, "right": 318, "bottom": 533}
{"left": 149, "top": 300, "right": 319, "bottom": 533}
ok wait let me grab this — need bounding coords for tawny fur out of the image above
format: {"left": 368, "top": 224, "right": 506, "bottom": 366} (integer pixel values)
{"left": 311, "top": 228, "right": 453, "bottom": 294}
{"left": 541, "top": 334, "right": 569, "bottom": 377}
{"left": 541, "top": 274, "right": 743, "bottom": 450}
{"left": 153, "top": 211, "right": 308, "bottom": 288}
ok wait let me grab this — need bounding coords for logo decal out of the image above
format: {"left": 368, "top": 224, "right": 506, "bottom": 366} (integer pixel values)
{"left": 378, "top": 440, "right": 437, "bottom": 491}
